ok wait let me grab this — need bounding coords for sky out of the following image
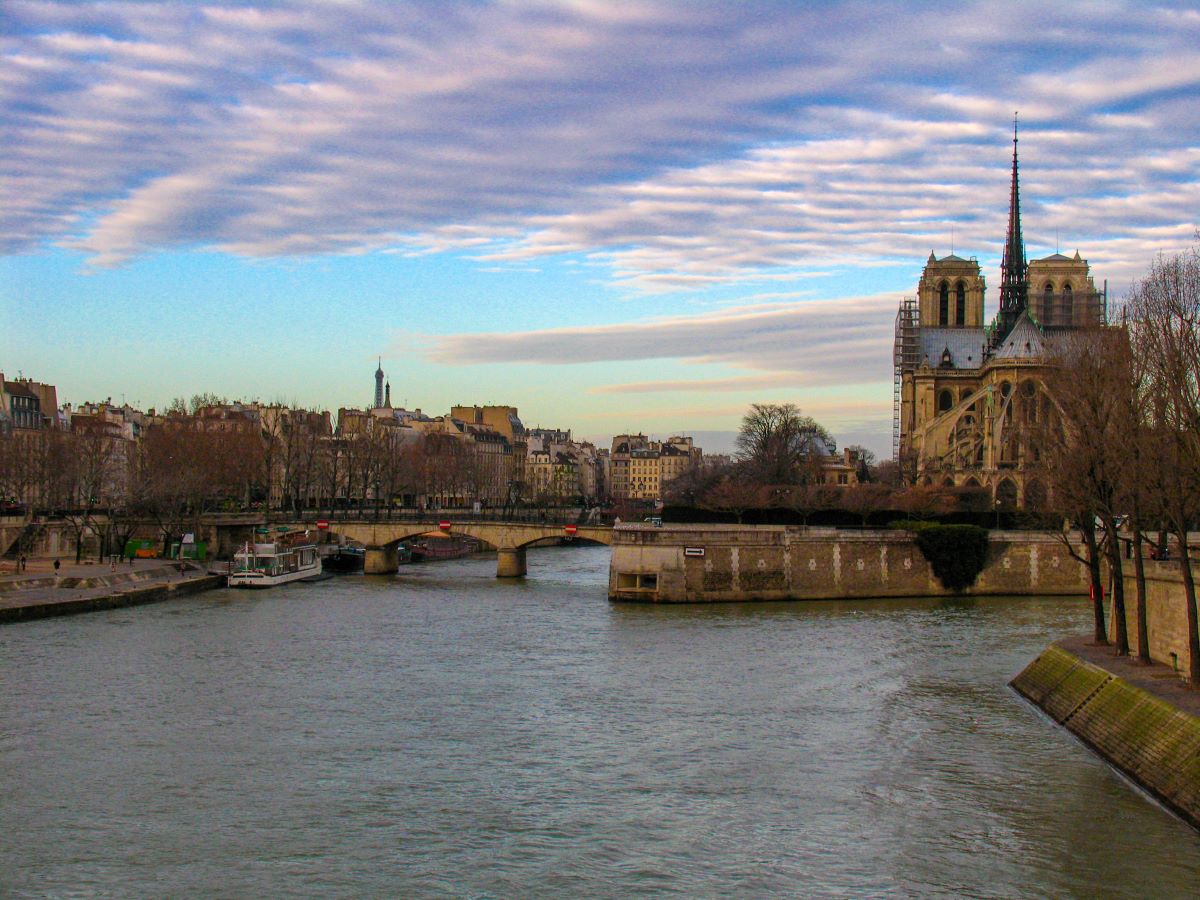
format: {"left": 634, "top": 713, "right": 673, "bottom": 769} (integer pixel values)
{"left": 3, "top": 1, "right": 1198, "bottom": 458}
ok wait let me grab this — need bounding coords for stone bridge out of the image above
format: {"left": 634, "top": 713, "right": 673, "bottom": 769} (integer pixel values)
{"left": 279, "top": 519, "right": 614, "bottom": 577}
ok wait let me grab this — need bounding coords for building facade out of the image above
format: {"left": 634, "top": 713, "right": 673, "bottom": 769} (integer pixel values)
{"left": 894, "top": 130, "right": 1106, "bottom": 507}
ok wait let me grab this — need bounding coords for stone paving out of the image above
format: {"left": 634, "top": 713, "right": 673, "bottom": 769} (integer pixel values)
{"left": 1057, "top": 633, "right": 1200, "bottom": 719}
{"left": 0, "top": 556, "right": 221, "bottom": 622}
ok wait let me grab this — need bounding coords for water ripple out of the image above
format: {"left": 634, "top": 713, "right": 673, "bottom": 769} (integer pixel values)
{"left": 2, "top": 545, "right": 1198, "bottom": 897}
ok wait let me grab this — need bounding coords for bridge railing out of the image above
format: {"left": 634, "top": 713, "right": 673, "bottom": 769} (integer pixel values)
{"left": 263, "top": 507, "right": 618, "bottom": 527}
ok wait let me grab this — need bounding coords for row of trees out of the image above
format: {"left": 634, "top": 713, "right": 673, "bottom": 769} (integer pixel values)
{"left": 668, "top": 470, "right": 993, "bottom": 527}
{"left": 665, "top": 402, "right": 883, "bottom": 521}
{"left": 1039, "top": 242, "right": 1200, "bottom": 682}
{"left": 0, "top": 415, "right": 519, "bottom": 561}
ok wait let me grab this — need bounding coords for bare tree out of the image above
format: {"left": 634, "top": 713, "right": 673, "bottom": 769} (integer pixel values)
{"left": 736, "top": 403, "right": 835, "bottom": 485}
{"left": 663, "top": 458, "right": 729, "bottom": 509}
{"left": 1126, "top": 242, "right": 1200, "bottom": 683}
{"left": 894, "top": 485, "right": 953, "bottom": 522}
{"left": 1040, "top": 327, "right": 1135, "bottom": 651}
{"left": 839, "top": 483, "right": 895, "bottom": 527}
{"left": 699, "top": 476, "right": 767, "bottom": 524}
{"left": 0, "top": 429, "right": 46, "bottom": 510}
{"left": 67, "top": 422, "right": 121, "bottom": 561}
{"left": 775, "top": 482, "right": 838, "bottom": 526}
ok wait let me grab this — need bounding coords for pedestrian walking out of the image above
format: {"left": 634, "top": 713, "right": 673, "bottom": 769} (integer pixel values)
{"left": 53, "top": 559, "right": 60, "bottom": 574}
{"left": 19, "top": 555, "right": 26, "bottom": 572}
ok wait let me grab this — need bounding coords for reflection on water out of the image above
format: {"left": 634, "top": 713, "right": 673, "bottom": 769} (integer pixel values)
{"left": 3, "top": 545, "right": 1198, "bottom": 897}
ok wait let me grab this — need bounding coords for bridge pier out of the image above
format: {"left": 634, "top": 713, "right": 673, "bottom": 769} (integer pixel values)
{"left": 364, "top": 545, "right": 399, "bottom": 575}
{"left": 496, "top": 547, "right": 527, "bottom": 578}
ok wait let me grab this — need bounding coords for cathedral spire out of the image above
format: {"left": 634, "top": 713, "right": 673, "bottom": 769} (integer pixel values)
{"left": 374, "top": 357, "right": 384, "bottom": 409}
{"left": 992, "top": 115, "right": 1029, "bottom": 347}
{"left": 998, "top": 115, "right": 1028, "bottom": 316}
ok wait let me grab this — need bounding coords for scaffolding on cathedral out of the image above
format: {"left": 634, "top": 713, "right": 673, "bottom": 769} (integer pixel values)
{"left": 1031, "top": 287, "right": 1108, "bottom": 330}
{"left": 892, "top": 296, "right": 920, "bottom": 460}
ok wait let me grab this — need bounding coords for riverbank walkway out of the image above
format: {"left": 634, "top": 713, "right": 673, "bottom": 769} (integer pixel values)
{"left": 1055, "top": 634, "right": 1200, "bottom": 718}
{"left": 0, "top": 557, "right": 222, "bottom": 623}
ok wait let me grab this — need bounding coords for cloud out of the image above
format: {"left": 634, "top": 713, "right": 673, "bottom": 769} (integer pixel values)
{"left": 1, "top": 0, "right": 1195, "bottom": 288}
{"left": 590, "top": 374, "right": 813, "bottom": 395}
{"left": 424, "top": 294, "right": 899, "bottom": 389}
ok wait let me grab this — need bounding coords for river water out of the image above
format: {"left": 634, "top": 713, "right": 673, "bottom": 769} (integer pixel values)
{"left": 3, "top": 545, "right": 1198, "bottom": 897}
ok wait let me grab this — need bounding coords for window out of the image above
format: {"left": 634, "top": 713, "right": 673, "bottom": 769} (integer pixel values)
{"left": 938, "top": 390, "right": 953, "bottom": 412}
{"left": 938, "top": 281, "right": 949, "bottom": 326}
{"left": 955, "top": 281, "right": 966, "bottom": 325}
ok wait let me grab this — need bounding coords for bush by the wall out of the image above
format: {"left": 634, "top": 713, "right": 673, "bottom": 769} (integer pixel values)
{"left": 912, "top": 524, "right": 990, "bottom": 592}
{"left": 887, "top": 519, "right": 934, "bottom": 532}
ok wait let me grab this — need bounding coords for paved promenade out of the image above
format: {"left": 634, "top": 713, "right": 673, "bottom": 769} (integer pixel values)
{"left": 0, "top": 557, "right": 223, "bottom": 623}
{"left": 1057, "top": 633, "right": 1200, "bottom": 718}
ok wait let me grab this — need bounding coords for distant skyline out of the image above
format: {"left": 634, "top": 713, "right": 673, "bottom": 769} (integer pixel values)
{"left": 4, "top": 1, "right": 1198, "bottom": 457}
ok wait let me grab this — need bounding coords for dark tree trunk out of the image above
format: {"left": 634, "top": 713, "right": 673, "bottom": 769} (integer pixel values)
{"left": 1082, "top": 523, "right": 1107, "bottom": 644}
{"left": 1103, "top": 518, "right": 1129, "bottom": 655}
{"left": 1132, "top": 527, "right": 1151, "bottom": 664}
{"left": 1174, "top": 528, "right": 1200, "bottom": 686}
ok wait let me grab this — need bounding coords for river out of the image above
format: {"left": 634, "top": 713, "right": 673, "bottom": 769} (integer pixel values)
{"left": 2, "top": 545, "right": 1198, "bottom": 897}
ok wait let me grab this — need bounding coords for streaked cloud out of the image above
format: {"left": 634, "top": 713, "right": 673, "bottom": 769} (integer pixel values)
{"left": 3, "top": 0, "right": 1197, "bottom": 289}
{"left": 590, "top": 374, "right": 811, "bottom": 395}
{"left": 4, "top": 1, "right": 1198, "bottom": 458}
{"left": 426, "top": 294, "right": 898, "bottom": 388}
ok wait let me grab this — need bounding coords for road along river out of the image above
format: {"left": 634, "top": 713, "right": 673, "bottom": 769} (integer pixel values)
{"left": 2, "top": 545, "right": 1198, "bottom": 897}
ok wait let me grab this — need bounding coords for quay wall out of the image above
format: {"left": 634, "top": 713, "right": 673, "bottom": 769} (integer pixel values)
{"left": 0, "top": 573, "right": 224, "bottom": 624}
{"left": 1118, "top": 559, "right": 1200, "bottom": 676}
{"left": 608, "top": 525, "right": 1087, "bottom": 603}
{"left": 1011, "top": 643, "right": 1200, "bottom": 830}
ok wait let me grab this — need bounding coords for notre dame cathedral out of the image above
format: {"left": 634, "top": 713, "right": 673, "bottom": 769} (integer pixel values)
{"left": 893, "top": 127, "right": 1107, "bottom": 508}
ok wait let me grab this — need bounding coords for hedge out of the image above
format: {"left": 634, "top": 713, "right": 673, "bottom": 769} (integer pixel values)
{"left": 912, "top": 524, "right": 991, "bottom": 592}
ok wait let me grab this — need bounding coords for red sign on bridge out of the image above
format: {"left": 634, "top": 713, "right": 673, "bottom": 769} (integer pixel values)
{"left": 439, "top": 521, "right": 452, "bottom": 532}
{"left": 564, "top": 524, "right": 578, "bottom": 535}
{"left": 316, "top": 520, "right": 329, "bottom": 530}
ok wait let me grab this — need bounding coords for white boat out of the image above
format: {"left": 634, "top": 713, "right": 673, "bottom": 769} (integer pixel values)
{"left": 228, "top": 529, "right": 322, "bottom": 588}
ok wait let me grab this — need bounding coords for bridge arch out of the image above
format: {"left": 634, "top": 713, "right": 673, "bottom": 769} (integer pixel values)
{"left": 282, "top": 519, "right": 613, "bottom": 578}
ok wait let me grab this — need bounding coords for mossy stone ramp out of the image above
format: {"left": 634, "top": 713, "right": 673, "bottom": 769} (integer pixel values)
{"left": 1012, "top": 645, "right": 1200, "bottom": 830}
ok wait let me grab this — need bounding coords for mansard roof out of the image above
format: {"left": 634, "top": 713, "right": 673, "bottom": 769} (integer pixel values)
{"left": 919, "top": 328, "right": 988, "bottom": 370}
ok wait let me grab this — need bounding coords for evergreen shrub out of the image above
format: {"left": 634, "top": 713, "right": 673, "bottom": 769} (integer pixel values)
{"left": 912, "top": 524, "right": 990, "bottom": 592}
{"left": 887, "top": 519, "right": 934, "bottom": 532}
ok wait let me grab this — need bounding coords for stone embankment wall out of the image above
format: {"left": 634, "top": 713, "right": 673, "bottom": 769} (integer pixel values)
{"left": 1011, "top": 644, "right": 1200, "bottom": 830}
{"left": 1118, "top": 559, "right": 1200, "bottom": 676}
{"left": 0, "top": 570, "right": 223, "bottom": 623}
{"left": 608, "top": 525, "right": 1087, "bottom": 602}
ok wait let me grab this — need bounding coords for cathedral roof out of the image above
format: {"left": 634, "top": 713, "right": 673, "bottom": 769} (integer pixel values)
{"left": 991, "top": 312, "right": 1045, "bottom": 360}
{"left": 919, "top": 328, "right": 988, "bottom": 369}
{"left": 927, "top": 252, "right": 976, "bottom": 267}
